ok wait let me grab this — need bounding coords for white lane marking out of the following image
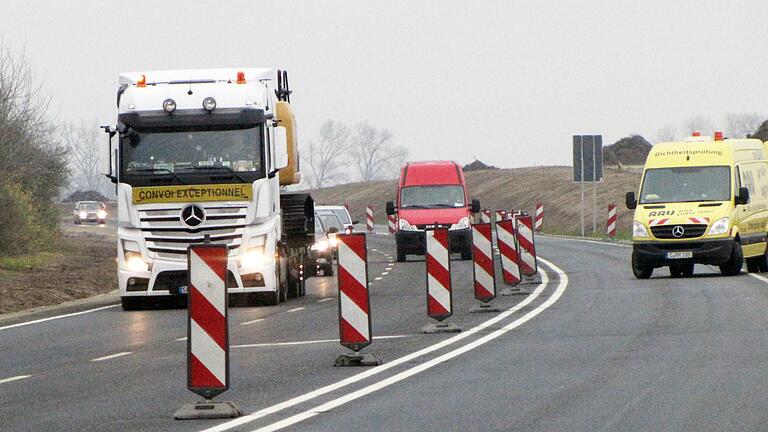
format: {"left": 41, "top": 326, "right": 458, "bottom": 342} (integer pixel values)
{"left": 748, "top": 273, "right": 768, "bottom": 284}
{"left": 90, "top": 351, "right": 132, "bottom": 362}
{"left": 287, "top": 307, "right": 305, "bottom": 313}
{"left": 385, "top": 267, "right": 393, "bottom": 271}
{"left": 317, "top": 298, "right": 334, "bottom": 303}
{"left": 251, "top": 258, "right": 568, "bottom": 431}
{"left": 371, "top": 248, "right": 379, "bottom": 252}
{"left": 381, "top": 272, "right": 389, "bottom": 275}
{"left": 241, "top": 318, "right": 265, "bottom": 326}
{"left": 374, "top": 277, "right": 383, "bottom": 281}
{"left": 0, "top": 375, "right": 32, "bottom": 385}
{"left": 0, "top": 304, "right": 119, "bottom": 332}
{"left": 201, "top": 263, "right": 554, "bottom": 432}
{"left": 176, "top": 337, "right": 188, "bottom": 341}
{"left": 232, "top": 335, "right": 410, "bottom": 349}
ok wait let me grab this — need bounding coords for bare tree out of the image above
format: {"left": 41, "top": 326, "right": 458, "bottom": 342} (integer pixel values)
{"left": 726, "top": 112, "right": 763, "bottom": 138}
{"left": 301, "top": 120, "right": 350, "bottom": 189}
{"left": 683, "top": 115, "right": 715, "bottom": 135}
{"left": 655, "top": 125, "right": 676, "bottom": 143}
{"left": 349, "top": 122, "right": 407, "bottom": 181}
{"left": 62, "top": 120, "right": 105, "bottom": 193}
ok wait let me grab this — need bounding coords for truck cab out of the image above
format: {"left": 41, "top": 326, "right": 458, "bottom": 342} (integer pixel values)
{"left": 626, "top": 132, "right": 768, "bottom": 278}
{"left": 102, "top": 69, "right": 313, "bottom": 310}
{"left": 386, "top": 161, "right": 479, "bottom": 262}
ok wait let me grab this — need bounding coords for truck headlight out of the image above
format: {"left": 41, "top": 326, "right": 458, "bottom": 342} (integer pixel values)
{"left": 708, "top": 217, "right": 730, "bottom": 236}
{"left": 633, "top": 221, "right": 649, "bottom": 238}
{"left": 311, "top": 240, "right": 329, "bottom": 251}
{"left": 124, "top": 251, "right": 149, "bottom": 272}
{"left": 450, "top": 217, "right": 470, "bottom": 231}
{"left": 399, "top": 219, "right": 418, "bottom": 231}
{"left": 240, "top": 245, "right": 267, "bottom": 269}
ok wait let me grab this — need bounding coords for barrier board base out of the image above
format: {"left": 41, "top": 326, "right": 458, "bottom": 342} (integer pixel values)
{"left": 174, "top": 401, "right": 241, "bottom": 420}
{"left": 520, "top": 275, "right": 541, "bottom": 285}
{"left": 422, "top": 321, "right": 461, "bottom": 334}
{"left": 470, "top": 303, "right": 501, "bottom": 313}
{"left": 500, "top": 287, "right": 529, "bottom": 296}
{"left": 334, "top": 352, "right": 381, "bottom": 367}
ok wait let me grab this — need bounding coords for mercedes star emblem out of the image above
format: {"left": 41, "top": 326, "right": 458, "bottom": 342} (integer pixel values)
{"left": 180, "top": 204, "right": 205, "bottom": 227}
{"left": 672, "top": 225, "right": 685, "bottom": 238}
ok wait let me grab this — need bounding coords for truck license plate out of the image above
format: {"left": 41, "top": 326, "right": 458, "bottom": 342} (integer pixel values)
{"left": 666, "top": 251, "right": 693, "bottom": 259}
{"left": 178, "top": 285, "right": 188, "bottom": 294}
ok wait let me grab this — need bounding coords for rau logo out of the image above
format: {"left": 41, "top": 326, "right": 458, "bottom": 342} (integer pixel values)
{"left": 648, "top": 210, "right": 675, "bottom": 217}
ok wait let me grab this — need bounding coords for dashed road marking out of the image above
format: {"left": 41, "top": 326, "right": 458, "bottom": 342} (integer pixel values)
{"left": 0, "top": 375, "right": 31, "bottom": 385}
{"left": 176, "top": 337, "right": 187, "bottom": 341}
{"left": 317, "top": 298, "right": 334, "bottom": 303}
{"left": 374, "top": 277, "right": 383, "bottom": 281}
{"left": 287, "top": 307, "right": 305, "bottom": 313}
{"left": 0, "top": 304, "right": 119, "bottom": 332}
{"left": 90, "top": 351, "right": 132, "bottom": 362}
{"left": 241, "top": 318, "right": 265, "bottom": 326}
{"left": 381, "top": 272, "right": 389, "bottom": 275}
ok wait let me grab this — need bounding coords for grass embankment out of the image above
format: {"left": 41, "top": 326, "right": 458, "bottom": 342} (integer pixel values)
{"left": 309, "top": 166, "right": 642, "bottom": 237}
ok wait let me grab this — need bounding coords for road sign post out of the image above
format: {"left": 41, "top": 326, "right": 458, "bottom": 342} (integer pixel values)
{"left": 573, "top": 135, "right": 603, "bottom": 236}
{"left": 174, "top": 244, "right": 241, "bottom": 420}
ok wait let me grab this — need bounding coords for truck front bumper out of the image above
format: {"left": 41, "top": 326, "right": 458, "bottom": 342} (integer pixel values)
{"left": 633, "top": 238, "right": 734, "bottom": 267}
{"left": 395, "top": 228, "right": 472, "bottom": 255}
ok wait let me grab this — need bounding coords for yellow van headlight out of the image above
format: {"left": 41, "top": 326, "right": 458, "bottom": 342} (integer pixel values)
{"left": 633, "top": 221, "right": 649, "bottom": 238}
{"left": 708, "top": 217, "right": 730, "bottom": 236}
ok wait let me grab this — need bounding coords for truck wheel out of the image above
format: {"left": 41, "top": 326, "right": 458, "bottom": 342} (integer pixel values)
{"left": 121, "top": 297, "right": 144, "bottom": 311}
{"left": 260, "top": 290, "right": 280, "bottom": 306}
{"left": 396, "top": 244, "right": 406, "bottom": 262}
{"left": 631, "top": 250, "right": 653, "bottom": 279}
{"left": 719, "top": 242, "right": 744, "bottom": 276}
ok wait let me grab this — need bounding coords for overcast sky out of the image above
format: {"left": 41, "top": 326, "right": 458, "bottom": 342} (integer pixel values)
{"left": 2, "top": 0, "right": 767, "bottom": 168}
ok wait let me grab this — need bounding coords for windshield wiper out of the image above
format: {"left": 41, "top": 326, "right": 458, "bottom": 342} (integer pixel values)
{"left": 183, "top": 166, "right": 249, "bottom": 183}
{"left": 126, "top": 168, "right": 186, "bottom": 184}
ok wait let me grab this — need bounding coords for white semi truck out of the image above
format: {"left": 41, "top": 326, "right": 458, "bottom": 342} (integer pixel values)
{"left": 100, "top": 68, "right": 314, "bottom": 310}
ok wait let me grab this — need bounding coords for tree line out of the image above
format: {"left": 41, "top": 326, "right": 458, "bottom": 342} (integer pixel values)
{"left": 300, "top": 120, "right": 408, "bottom": 189}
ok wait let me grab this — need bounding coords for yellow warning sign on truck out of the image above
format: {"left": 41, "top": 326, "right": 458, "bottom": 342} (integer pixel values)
{"left": 132, "top": 184, "right": 252, "bottom": 204}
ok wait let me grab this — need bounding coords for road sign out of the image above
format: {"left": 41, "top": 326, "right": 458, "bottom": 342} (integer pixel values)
{"left": 573, "top": 135, "right": 603, "bottom": 182}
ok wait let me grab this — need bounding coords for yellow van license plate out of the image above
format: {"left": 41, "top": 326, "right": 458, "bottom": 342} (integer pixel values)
{"left": 667, "top": 251, "right": 693, "bottom": 259}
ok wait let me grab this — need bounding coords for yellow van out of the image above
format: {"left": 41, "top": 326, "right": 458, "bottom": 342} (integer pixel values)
{"left": 626, "top": 132, "right": 768, "bottom": 278}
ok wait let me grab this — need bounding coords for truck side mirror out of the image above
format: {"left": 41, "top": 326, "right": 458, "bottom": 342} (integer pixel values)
{"left": 386, "top": 201, "right": 396, "bottom": 215}
{"left": 626, "top": 192, "right": 637, "bottom": 209}
{"left": 100, "top": 125, "right": 117, "bottom": 183}
{"left": 471, "top": 199, "right": 481, "bottom": 214}
{"left": 736, "top": 187, "right": 750, "bottom": 205}
{"left": 274, "top": 126, "right": 289, "bottom": 170}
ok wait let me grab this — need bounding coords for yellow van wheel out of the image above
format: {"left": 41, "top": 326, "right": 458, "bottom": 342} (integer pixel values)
{"left": 632, "top": 250, "right": 653, "bottom": 279}
{"left": 719, "top": 242, "right": 744, "bottom": 276}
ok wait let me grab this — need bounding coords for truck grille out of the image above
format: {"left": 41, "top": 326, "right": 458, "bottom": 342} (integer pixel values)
{"left": 138, "top": 204, "right": 247, "bottom": 260}
{"left": 651, "top": 224, "right": 707, "bottom": 239}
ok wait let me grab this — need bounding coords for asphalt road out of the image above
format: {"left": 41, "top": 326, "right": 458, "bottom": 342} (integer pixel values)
{"left": 3, "top": 229, "right": 768, "bottom": 431}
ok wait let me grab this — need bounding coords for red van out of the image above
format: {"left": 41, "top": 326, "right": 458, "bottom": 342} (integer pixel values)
{"left": 386, "top": 161, "right": 480, "bottom": 262}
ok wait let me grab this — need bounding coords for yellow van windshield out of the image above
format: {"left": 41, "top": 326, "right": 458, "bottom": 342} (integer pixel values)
{"left": 640, "top": 166, "right": 730, "bottom": 204}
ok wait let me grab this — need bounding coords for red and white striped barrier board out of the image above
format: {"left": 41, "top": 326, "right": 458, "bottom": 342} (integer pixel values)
{"left": 187, "top": 245, "right": 229, "bottom": 399}
{"left": 481, "top": 210, "right": 492, "bottom": 224}
{"left": 516, "top": 215, "right": 538, "bottom": 276}
{"left": 534, "top": 202, "right": 543, "bottom": 232}
{"left": 607, "top": 204, "right": 617, "bottom": 238}
{"left": 366, "top": 206, "right": 374, "bottom": 232}
{"left": 495, "top": 210, "right": 506, "bottom": 224}
{"left": 387, "top": 214, "right": 396, "bottom": 234}
{"left": 472, "top": 223, "right": 496, "bottom": 302}
{"left": 426, "top": 228, "right": 453, "bottom": 321}
{"left": 504, "top": 210, "right": 515, "bottom": 221}
{"left": 496, "top": 219, "right": 521, "bottom": 286}
{"left": 336, "top": 233, "right": 372, "bottom": 352}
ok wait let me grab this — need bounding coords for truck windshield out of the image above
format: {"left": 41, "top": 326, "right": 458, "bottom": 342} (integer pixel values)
{"left": 120, "top": 126, "right": 264, "bottom": 185}
{"left": 640, "top": 166, "right": 731, "bottom": 204}
{"left": 400, "top": 185, "right": 466, "bottom": 208}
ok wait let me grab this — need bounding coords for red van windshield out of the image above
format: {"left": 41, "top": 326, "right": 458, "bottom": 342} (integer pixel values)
{"left": 400, "top": 185, "right": 465, "bottom": 208}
